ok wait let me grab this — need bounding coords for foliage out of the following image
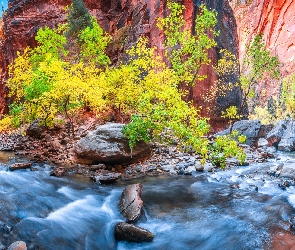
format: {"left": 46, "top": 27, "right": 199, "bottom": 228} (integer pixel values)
{"left": 210, "top": 130, "right": 246, "bottom": 169}
{"left": 3, "top": 1, "right": 246, "bottom": 168}
{"left": 203, "top": 49, "right": 239, "bottom": 115}
{"left": 157, "top": 2, "right": 218, "bottom": 86}
{"left": 240, "top": 34, "right": 280, "bottom": 112}
{"left": 66, "top": 0, "right": 92, "bottom": 36}
{"left": 78, "top": 17, "right": 111, "bottom": 66}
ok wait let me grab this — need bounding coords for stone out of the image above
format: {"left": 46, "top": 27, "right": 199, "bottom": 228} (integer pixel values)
{"left": 195, "top": 162, "right": 204, "bottom": 171}
{"left": 119, "top": 183, "right": 143, "bottom": 223}
{"left": 9, "top": 162, "right": 31, "bottom": 171}
{"left": 266, "top": 120, "right": 288, "bottom": 147}
{"left": 280, "top": 163, "right": 295, "bottom": 179}
{"left": 215, "top": 120, "right": 262, "bottom": 146}
{"left": 266, "top": 119, "right": 295, "bottom": 151}
{"left": 257, "top": 138, "right": 268, "bottom": 148}
{"left": 114, "top": 222, "right": 154, "bottom": 243}
{"left": 204, "top": 163, "right": 214, "bottom": 172}
{"left": 94, "top": 170, "right": 121, "bottom": 184}
{"left": 8, "top": 241, "right": 27, "bottom": 250}
{"left": 75, "top": 123, "right": 151, "bottom": 164}
{"left": 50, "top": 167, "right": 67, "bottom": 177}
{"left": 159, "top": 164, "right": 175, "bottom": 172}
{"left": 26, "top": 120, "right": 45, "bottom": 139}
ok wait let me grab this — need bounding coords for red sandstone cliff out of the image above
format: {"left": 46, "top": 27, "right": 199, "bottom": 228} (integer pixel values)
{"left": 0, "top": 0, "right": 240, "bottom": 130}
{"left": 231, "top": 0, "right": 295, "bottom": 98}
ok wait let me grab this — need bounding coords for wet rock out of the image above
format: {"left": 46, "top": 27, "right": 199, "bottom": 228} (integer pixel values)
{"left": 75, "top": 123, "right": 152, "bottom": 164}
{"left": 204, "top": 163, "right": 214, "bottom": 172}
{"left": 279, "top": 181, "right": 291, "bottom": 190}
{"left": 195, "top": 162, "right": 204, "bottom": 171}
{"left": 26, "top": 120, "right": 45, "bottom": 139}
{"left": 184, "top": 165, "right": 196, "bottom": 175}
{"left": 9, "top": 162, "right": 31, "bottom": 171}
{"left": 177, "top": 169, "right": 185, "bottom": 175}
{"left": 50, "top": 167, "right": 67, "bottom": 177}
{"left": 257, "top": 138, "right": 268, "bottom": 147}
{"left": 8, "top": 241, "right": 27, "bottom": 250}
{"left": 94, "top": 170, "right": 121, "bottom": 184}
{"left": 115, "top": 222, "right": 154, "bottom": 243}
{"left": 119, "top": 183, "right": 143, "bottom": 223}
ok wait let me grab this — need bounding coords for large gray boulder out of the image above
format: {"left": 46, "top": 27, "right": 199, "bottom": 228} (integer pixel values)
{"left": 115, "top": 222, "right": 154, "bottom": 242}
{"left": 266, "top": 119, "right": 295, "bottom": 151}
{"left": 75, "top": 123, "right": 151, "bottom": 164}
{"left": 215, "top": 120, "right": 262, "bottom": 146}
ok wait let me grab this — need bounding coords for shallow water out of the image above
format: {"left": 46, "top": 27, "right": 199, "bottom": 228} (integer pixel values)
{"left": 0, "top": 154, "right": 294, "bottom": 249}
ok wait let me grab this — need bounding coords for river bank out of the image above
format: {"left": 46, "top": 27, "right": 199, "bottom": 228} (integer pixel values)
{"left": 0, "top": 149, "right": 295, "bottom": 249}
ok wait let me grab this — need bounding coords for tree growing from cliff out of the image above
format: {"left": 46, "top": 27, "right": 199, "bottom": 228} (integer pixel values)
{"left": 66, "top": 0, "right": 92, "bottom": 36}
{"left": 240, "top": 34, "right": 280, "bottom": 113}
{"left": 157, "top": 2, "right": 218, "bottom": 87}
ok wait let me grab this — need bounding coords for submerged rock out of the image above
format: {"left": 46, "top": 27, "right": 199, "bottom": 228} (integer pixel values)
{"left": 115, "top": 222, "right": 154, "bottom": 242}
{"left": 9, "top": 162, "right": 31, "bottom": 171}
{"left": 75, "top": 123, "right": 152, "bottom": 164}
{"left": 119, "top": 183, "right": 143, "bottom": 223}
{"left": 8, "top": 241, "right": 27, "bottom": 250}
{"left": 50, "top": 167, "right": 67, "bottom": 177}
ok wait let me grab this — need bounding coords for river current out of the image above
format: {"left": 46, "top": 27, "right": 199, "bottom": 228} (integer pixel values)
{"left": 0, "top": 151, "right": 295, "bottom": 249}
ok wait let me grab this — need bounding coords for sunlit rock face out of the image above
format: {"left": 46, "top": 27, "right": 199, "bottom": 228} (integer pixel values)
{"left": 231, "top": 0, "right": 295, "bottom": 102}
{"left": 0, "top": 0, "right": 240, "bottom": 130}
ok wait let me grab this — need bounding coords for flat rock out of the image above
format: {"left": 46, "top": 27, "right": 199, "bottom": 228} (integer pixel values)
{"left": 115, "top": 222, "right": 154, "bottom": 243}
{"left": 8, "top": 241, "right": 27, "bottom": 250}
{"left": 9, "top": 162, "right": 31, "bottom": 171}
{"left": 75, "top": 123, "right": 152, "bottom": 164}
{"left": 119, "top": 183, "right": 143, "bottom": 223}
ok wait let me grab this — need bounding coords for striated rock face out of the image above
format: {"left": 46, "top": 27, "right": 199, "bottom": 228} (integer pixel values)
{"left": 230, "top": 0, "right": 295, "bottom": 101}
{"left": 0, "top": 0, "right": 240, "bottom": 130}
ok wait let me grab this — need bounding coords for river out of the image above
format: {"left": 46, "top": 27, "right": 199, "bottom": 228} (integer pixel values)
{"left": 0, "top": 151, "right": 294, "bottom": 249}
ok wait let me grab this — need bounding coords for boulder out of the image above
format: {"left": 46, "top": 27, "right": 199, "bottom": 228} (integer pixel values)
{"left": 9, "top": 162, "right": 31, "bottom": 171}
{"left": 8, "top": 241, "right": 27, "bottom": 250}
{"left": 115, "top": 222, "right": 154, "bottom": 242}
{"left": 266, "top": 119, "right": 295, "bottom": 151}
{"left": 119, "top": 183, "right": 143, "bottom": 223}
{"left": 280, "top": 163, "right": 295, "bottom": 179}
{"left": 26, "top": 120, "right": 45, "bottom": 139}
{"left": 214, "top": 120, "right": 262, "bottom": 146}
{"left": 75, "top": 123, "right": 151, "bottom": 164}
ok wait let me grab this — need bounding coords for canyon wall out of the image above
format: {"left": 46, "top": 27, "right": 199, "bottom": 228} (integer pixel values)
{"left": 0, "top": 0, "right": 240, "bottom": 130}
{"left": 231, "top": 0, "right": 295, "bottom": 99}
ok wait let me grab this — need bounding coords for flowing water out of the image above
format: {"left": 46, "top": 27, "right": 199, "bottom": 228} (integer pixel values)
{"left": 0, "top": 152, "right": 295, "bottom": 250}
